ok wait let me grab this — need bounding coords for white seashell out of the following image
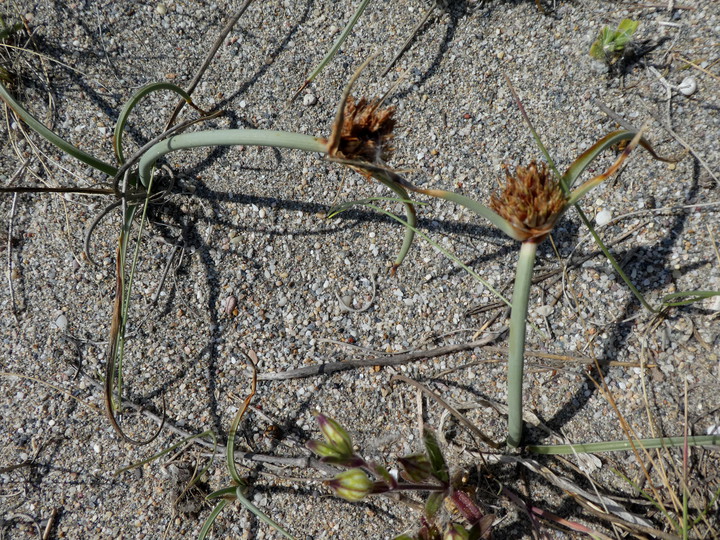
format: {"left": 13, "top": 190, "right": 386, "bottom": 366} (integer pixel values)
{"left": 677, "top": 76, "right": 697, "bottom": 96}
{"left": 595, "top": 209, "right": 612, "bottom": 227}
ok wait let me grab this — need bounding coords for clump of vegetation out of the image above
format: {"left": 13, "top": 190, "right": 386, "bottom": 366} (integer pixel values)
{"left": 589, "top": 19, "right": 639, "bottom": 63}
{"left": 307, "top": 413, "right": 494, "bottom": 540}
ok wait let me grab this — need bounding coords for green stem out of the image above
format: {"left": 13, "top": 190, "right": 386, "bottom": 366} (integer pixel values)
{"left": 138, "top": 129, "right": 327, "bottom": 187}
{"left": 527, "top": 435, "right": 720, "bottom": 455}
{"left": 371, "top": 174, "right": 416, "bottom": 270}
{"left": 507, "top": 241, "right": 538, "bottom": 448}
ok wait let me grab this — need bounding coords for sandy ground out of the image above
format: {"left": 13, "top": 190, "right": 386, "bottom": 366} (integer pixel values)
{"left": 1, "top": 0, "right": 719, "bottom": 538}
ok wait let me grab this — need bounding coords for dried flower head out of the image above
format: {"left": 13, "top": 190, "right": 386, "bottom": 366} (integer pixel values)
{"left": 489, "top": 161, "right": 566, "bottom": 243}
{"left": 334, "top": 96, "right": 395, "bottom": 163}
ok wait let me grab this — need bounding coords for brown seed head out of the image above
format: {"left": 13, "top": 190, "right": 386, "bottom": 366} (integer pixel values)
{"left": 335, "top": 96, "right": 395, "bottom": 163}
{"left": 489, "top": 161, "right": 566, "bottom": 242}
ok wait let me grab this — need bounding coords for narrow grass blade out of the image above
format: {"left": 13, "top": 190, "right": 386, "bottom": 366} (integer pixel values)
{"left": 234, "top": 487, "right": 296, "bottom": 540}
{"left": 0, "top": 81, "right": 118, "bottom": 176}
{"left": 504, "top": 75, "right": 561, "bottom": 184}
{"left": 527, "top": 435, "right": 720, "bottom": 454}
{"left": 114, "top": 430, "right": 217, "bottom": 476}
{"left": 566, "top": 129, "right": 645, "bottom": 207}
{"left": 328, "top": 197, "right": 512, "bottom": 309}
{"left": 661, "top": 290, "right": 720, "bottom": 308}
{"left": 417, "top": 188, "right": 524, "bottom": 242}
{"left": 611, "top": 468, "right": 680, "bottom": 532}
{"left": 574, "top": 205, "right": 657, "bottom": 313}
{"left": 562, "top": 129, "right": 673, "bottom": 191}
{"left": 370, "top": 177, "right": 416, "bottom": 272}
{"left": 199, "top": 498, "right": 229, "bottom": 540}
{"left": 226, "top": 356, "right": 257, "bottom": 486}
{"left": 292, "top": 0, "right": 373, "bottom": 100}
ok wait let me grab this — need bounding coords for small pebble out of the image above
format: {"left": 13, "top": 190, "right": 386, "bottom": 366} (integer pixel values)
{"left": 595, "top": 209, "right": 612, "bottom": 227}
{"left": 677, "top": 76, "right": 697, "bottom": 96}
{"left": 536, "top": 305, "right": 554, "bottom": 317}
{"left": 54, "top": 314, "right": 68, "bottom": 332}
{"left": 156, "top": 3, "right": 167, "bottom": 16}
{"left": 302, "top": 94, "right": 317, "bottom": 106}
{"left": 224, "top": 296, "right": 237, "bottom": 316}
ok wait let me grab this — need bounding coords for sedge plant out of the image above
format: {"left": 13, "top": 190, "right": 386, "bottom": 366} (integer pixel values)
{"left": 332, "top": 92, "right": 720, "bottom": 449}
{"left": 0, "top": 53, "right": 417, "bottom": 441}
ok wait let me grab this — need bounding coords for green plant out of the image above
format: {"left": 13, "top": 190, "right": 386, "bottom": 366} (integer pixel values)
{"left": 330, "top": 82, "right": 720, "bottom": 449}
{"left": 307, "top": 413, "right": 494, "bottom": 539}
{"left": 589, "top": 19, "right": 639, "bottom": 63}
{"left": 0, "top": 51, "right": 420, "bottom": 443}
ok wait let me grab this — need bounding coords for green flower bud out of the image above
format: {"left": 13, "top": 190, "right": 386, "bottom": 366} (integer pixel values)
{"left": 398, "top": 453, "right": 433, "bottom": 482}
{"left": 327, "top": 469, "right": 372, "bottom": 502}
{"left": 316, "top": 414, "right": 353, "bottom": 457}
{"left": 306, "top": 440, "right": 343, "bottom": 459}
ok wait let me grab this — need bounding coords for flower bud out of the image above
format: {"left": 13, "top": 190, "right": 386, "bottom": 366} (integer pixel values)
{"left": 327, "top": 469, "right": 372, "bottom": 502}
{"left": 316, "top": 414, "right": 353, "bottom": 457}
{"left": 398, "top": 453, "right": 433, "bottom": 483}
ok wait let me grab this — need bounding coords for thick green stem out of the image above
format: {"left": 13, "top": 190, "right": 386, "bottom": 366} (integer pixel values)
{"left": 138, "top": 129, "right": 327, "bottom": 187}
{"left": 507, "top": 241, "right": 538, "bottom": 448}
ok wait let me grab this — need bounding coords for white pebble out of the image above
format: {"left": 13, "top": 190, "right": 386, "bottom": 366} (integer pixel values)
{"left": 156, "top": 3, "right": 167, "bottom": 16}
{"left": 54, "top": 314, "right": 68, "bottom": 332}
{"left": 536, "top": 305, "right": 554, "bottom": 317}
{"left": 302, "top": 94, "right": 317, "bottom": 106}
{"left": 677, "top": 77, "right": 697, "bottom": 96}
{"left": 595, "top": 209, "right": 612, "bottom": 227}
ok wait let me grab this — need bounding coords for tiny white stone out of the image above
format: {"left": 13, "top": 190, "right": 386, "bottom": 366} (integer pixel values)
{"left": 677, "top": 76, "right": 697, "bottom": 96}
{"left": 302, "top": 94, "right": 317, "bottom": 106}
{"left": 54, "top": 314, "right": 68, "bottom": 332}
{"left": 536, "top": 305, "right": 554, "bottom": 317}
{"left": 595, "top": 209, "right": 612, "bottom": 227}
{"left": 156, "top": 3, "right": 167, "bottom": 16}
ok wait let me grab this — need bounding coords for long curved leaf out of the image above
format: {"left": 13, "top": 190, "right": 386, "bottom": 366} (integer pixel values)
{"left": 114, "top": 81, "right": 205, "bottom": 165}
{"left": 0, "top": 81, "right": 118, "bottom": 176}
{"left": 562, "top": 129, "right": 672, "bottom": 191}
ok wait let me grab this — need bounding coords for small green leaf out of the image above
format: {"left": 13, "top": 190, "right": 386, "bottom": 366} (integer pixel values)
{"left": 423, "top": 429, "right": 449, "bottom": 484}
{"left": 425, "top": 491, "right": 445, "bottom": 520}
{"left": 616, "top": 19, "right": 639, "bottom": 42}
{"left": 443, "top": 524, "right": 470, "bottom": 540}
{"left": 372, "top": 464, "right": 397, "bottom": 488}
{"left": 661, "top": 290, "right": 720, "bottom": 308}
